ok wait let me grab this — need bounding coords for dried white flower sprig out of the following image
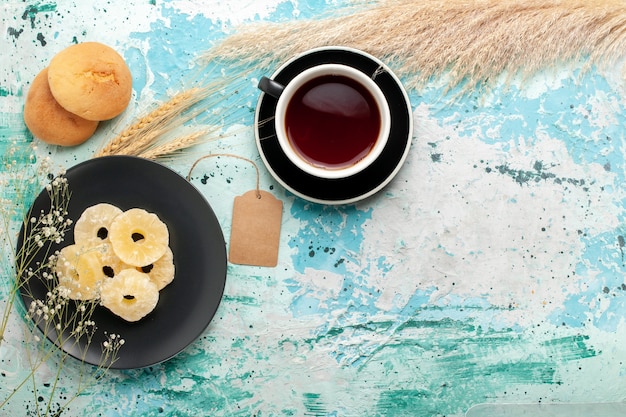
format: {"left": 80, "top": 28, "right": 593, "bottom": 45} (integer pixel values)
{"left": 0, "top": 147, "right": 124, "bottom": 416}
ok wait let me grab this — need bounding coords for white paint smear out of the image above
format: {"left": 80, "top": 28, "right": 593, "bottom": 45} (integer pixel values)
{"left": 358, "top": 104, "right": 622, "bottom": 326}
{"left": 165, "top": 0, "right": 288, "bottom": 25}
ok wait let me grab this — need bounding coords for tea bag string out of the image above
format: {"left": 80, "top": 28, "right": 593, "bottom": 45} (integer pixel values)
{"left": 187, "top": 153, "right": 262, "bottom": 199}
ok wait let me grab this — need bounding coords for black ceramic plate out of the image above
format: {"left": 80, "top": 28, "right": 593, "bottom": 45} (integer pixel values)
{"left": 17, "top": 156, "right": 227, "bottom": 369}
{"left": 255, "top": 46, "right": 413, "bottom": 205}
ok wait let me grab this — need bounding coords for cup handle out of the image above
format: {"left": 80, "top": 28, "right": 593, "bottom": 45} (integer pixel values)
{"left": 258, "top": 76, "right": 285, "bottom": 99}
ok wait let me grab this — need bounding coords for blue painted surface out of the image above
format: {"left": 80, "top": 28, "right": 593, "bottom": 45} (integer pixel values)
{"left": 1, "top": 1, "right": 626, "bottom": 416}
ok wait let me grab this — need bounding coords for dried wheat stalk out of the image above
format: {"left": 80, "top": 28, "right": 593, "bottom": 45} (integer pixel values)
{"left": 138, "top": 129, "right": 210, "bottom": 160}
{"left": 94, "top": 87, "right": 210, "bottom": 158}
{"left": 93, "top": 66, "right": 248, "bottom": 160}
{"left": 206, "top": 0, "right": 626, "bottom": 94}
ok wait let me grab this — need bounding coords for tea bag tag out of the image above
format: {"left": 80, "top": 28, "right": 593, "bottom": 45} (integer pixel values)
{"left": 188, "top": 154, "right": 283, "bottom": 267}
{"left": 229, "top": 190, "right": 283, "bottom": 267}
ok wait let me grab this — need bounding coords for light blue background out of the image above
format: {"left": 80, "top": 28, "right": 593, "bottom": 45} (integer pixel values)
{"left": 1, "top": 1, "right": 625, "bottom": 416}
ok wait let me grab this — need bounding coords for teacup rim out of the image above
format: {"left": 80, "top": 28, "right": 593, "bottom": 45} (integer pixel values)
{"left": 273, "top": 62, "right": 391, "bottom": 179}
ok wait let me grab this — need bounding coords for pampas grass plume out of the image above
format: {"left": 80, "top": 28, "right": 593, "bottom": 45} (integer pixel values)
{"left": 207, "top": 0, "right": 626, "bottom": 94}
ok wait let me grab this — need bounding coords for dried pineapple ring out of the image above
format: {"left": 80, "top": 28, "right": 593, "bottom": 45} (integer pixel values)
{"left": 74, "top": 203, "right": 123, "bottom": 247}
{"left": 100, "top": 269, "right": 159, "bottom": 322}
{"left": 108, "top": 208, "right": 169, "bottom": 267}
{"left": 99, "top": 243, "right": 131, "bottom": 279}
{"left": 137, "top": 246, "right": 175, "bottom": 291}
{"left": 56, "top": 244, "right": 106, "bottom": 300}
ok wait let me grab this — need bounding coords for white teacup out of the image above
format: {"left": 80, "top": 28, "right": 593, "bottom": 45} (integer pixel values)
{"left": 259, "top": 63, "right": 391, "bottom": 179}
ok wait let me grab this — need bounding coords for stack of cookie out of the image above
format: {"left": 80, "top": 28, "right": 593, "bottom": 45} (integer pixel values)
{"left": 24, "top": 42, "right": 132, "bottom": 146}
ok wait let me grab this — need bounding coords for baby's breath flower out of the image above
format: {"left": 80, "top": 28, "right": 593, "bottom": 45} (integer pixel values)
{"left": 57, "top": 286, "right": 71, "bottom": 298}
{"left": 102, "top": 332, "right": 125, "bottom": 354}
{"left": 4, "top": 162, "right": 126, "bottom": 412}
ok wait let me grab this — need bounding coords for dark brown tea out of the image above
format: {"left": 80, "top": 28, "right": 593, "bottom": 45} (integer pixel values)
{"left": 284, "top": 74, "right": 381, "bottom": 169}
